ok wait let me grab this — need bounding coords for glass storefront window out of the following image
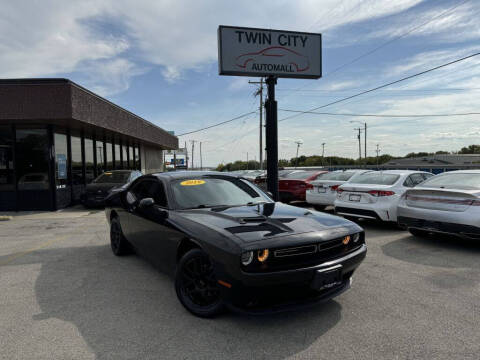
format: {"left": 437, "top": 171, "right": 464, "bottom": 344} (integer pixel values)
{"left": 129, "top": 145, "right": 134, "bottom": 169}
{"left": 114, "top": 143, "right": 121, "bottom": 169}
{"left": 16, "top": 128, "right": 50, "bottom": 190}
{"left": 122, "top": 143, "right": 128, "bottom": 169}
{"left": 96, "top": 139, "right": 104, "bottom": 175}
{"left": 0, "top": 126, "right": 14, "bottom": 191}
{"left": 71, "top": 135, "right": 83, "bottom": 185}
{"left": 85, "top": 137, "right": 95, "bottom": 183}
{"left": 106, "top": 141, "right": 113, "bottom": 170}
{"left": 54, "top": 133, "right": 68, "bottom": 187}
{"left": 135, "top": 145, "right": 141, "bottom": 170}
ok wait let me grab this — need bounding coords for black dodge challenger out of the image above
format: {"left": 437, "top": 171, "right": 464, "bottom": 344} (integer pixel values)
{"left": 105, "top": 171, "right": 366, "bottom": 317}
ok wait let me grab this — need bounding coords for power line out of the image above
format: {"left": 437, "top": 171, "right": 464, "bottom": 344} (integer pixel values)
{"left": 177, "top": 111, "right": 256, "bottom": 136}
{"left": 278, "top": 0, "right": 470, "bottom": 99}
{"left": 279, "top": 51, "right": 480, "bottom": 123}
{"left": 178, "top": 51, "right": 479, "bottom": 137}
{"left": 279, "top": 108, "right": 480, "bottom": 118}
{"left": 326, "top": 0, "right": 470, "bottom": 77}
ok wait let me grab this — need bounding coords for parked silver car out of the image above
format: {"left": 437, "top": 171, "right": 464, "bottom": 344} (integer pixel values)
{"left": 398, "top": 170, "right": 480, "bottom": 239}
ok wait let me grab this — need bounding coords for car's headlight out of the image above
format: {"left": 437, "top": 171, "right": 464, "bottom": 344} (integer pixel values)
{"left": 352, "top": 233, "right": 360, "bottom": 243}
{"left": 257, "top": 249, "right": 269, "bottom": 262}
{"left": 241, "top": 251, "right": 254, "bottom": 266}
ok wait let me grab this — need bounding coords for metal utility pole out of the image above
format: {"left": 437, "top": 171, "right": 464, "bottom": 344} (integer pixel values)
{"left": 265, "top": 76, "right": 278, "bottom": 200}
{"left": 354, "top": 128, "right": 363, "bottom": 161}
{"left": 321, "top": 142, "right": 326, "bottom": 166}
{"left": 249, "top": 78, "right": 264, "bottom": 170}
{"left": 246, "top": 152, "right": 249, "bottom": 170}
{"left": 350, "top": 121, "right": 367, "bottom": 165}
{"left": 375, "top": 144, "right": 381, "bottom": 168}
{"left": 189, "top": 140, "right": 197, "bottom": 170}
{"left": 185, "top": 141, "right": 188, "bottom": 170}
{"left": 364, "top": 122, "right": 367, "bottom": 161}
{"left": 294, "top": 140, "right": 303, "bottom": 168}
{"left": 199, "top": 142, "right": 203, "bottom": 171}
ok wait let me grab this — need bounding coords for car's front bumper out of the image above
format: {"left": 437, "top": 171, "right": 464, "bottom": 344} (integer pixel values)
{"left": 218, "top": 244, "right": 367, "bottom": 312}
{"left": 82, "top": 194, "right": 107, "bottom": 207}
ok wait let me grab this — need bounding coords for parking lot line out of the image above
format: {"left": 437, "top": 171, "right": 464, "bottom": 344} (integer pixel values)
{"left": 0, "top": 234, "right": 70, "bottom": 266}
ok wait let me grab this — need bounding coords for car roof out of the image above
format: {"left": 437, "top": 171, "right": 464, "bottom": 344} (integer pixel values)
{"left": 373, "top": 170, "right": 430, "bottom": 175}
{"left": 437, "top": 170, "right": 480, "bottom": 174}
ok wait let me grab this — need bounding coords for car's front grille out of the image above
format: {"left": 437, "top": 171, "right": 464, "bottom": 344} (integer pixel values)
{"left": 245, "top": 234, "right": 365, "bottom": 273}
{"left": 274, "top": 244, "right": 317, "bottom": 257}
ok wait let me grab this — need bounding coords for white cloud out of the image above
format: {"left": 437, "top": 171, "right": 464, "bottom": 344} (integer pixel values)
{"left": 0, "top": 0, "right": 424, "bottom": 93}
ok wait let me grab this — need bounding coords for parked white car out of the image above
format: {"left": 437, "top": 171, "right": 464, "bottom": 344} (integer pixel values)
{"left": 306, "top": 169, "right": 373, "bottom": 210}
{"left": 398, "top": 170, "right": 480, "bottom": 239}
{"left": 334, "top": 170, "right": 433, "bottom": 222}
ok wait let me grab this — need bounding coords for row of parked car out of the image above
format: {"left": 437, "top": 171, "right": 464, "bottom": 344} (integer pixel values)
{"left": 236, "top": 168, "right": 480, "bottom": 240}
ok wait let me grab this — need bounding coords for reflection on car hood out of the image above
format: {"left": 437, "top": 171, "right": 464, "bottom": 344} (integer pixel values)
{"left": 178, "top": 202, "right": 360, "bottom": 243}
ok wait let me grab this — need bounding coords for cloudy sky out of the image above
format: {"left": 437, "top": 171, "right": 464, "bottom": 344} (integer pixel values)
{"left": 2, "top": 0, "right": 480, "bottom": 166}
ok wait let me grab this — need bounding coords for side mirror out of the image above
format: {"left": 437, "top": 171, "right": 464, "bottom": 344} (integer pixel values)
{"left": 139, "top": 197, "right": 155, "bottom": 208}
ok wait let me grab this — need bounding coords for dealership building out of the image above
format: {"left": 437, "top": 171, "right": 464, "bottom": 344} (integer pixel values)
{"left": 0, "top": 78, "right": 178, "bottom": 211}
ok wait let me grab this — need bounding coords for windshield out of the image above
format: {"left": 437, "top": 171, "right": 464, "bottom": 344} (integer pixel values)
{"left": 283, "top": 171, "right": 318, "bottom": 179}
{"left": 418, "top": 173, "right": 480, "bottom": 190}
{"left": 94, "top": 172, "right": 130, "bottom": 184}
{"left": 172, "top": 176, "right": 269, "bottom": 209}
{"left": 352, "top": 173, "right": 400, "bottom": 185}
{"left": 317, "top": 171, "right": 356, "bottom": 181}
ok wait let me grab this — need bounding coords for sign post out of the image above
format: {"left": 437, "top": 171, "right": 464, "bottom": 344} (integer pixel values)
{"left": 218, "top": 26, "right": 321, "bottom": 200}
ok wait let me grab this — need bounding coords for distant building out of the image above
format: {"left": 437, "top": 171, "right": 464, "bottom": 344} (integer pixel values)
{"left": 0, "top": 78, "right": 178, "bottom": 211}
{"left": 385, "top": 154, "right": 480, "bottom": 166}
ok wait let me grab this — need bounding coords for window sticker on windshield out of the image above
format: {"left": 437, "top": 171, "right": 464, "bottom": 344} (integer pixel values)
{"left": 180, "top": 179, "right": 206, "bottom": 186}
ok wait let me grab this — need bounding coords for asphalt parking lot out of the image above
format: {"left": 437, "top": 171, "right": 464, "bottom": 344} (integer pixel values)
{"left": 1, "top": 206, "right": 479, "bottom": 360}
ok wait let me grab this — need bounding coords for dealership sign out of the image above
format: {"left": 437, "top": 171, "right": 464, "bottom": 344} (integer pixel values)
{"left": 218, "top": 26, "right": 321, "bottom": 79}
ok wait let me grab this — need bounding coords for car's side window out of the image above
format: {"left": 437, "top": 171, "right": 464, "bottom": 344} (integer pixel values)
{"left": 131, "top": 180, "right": 149, "bottom": 201}
{"left": 146, "top": 181, "right": 168, "bottom": 208}
{"left": 422, "top": 173, "right": 433, "bottom": 180}
{"left": 411, "top": 173, "right": 425, "bottom": 186}
{"left": 131, "top": 179, "right": 167, "bottom": 208}
{"left": 403, "top": 176, "right": 414, "bottom": 187}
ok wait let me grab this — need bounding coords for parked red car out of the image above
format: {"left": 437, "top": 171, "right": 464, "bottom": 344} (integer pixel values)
{"left": 279, "top": 170, "right": 328, "bottom": 203}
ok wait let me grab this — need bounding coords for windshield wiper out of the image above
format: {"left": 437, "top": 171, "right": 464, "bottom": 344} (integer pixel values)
{"left": 189, "top": 204, "right": 232, "bottom": 209}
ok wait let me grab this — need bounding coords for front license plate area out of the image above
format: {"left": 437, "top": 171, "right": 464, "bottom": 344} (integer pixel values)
{"left": 311, "top": 266, "right": 342, "bottom": 291}
{"left": 349, "top": 194, "right": 361, "bottom": 202}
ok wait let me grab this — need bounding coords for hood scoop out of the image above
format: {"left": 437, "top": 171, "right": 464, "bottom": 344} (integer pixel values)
{"left": 239, "top": 216, "right": 267, "bottom": 224}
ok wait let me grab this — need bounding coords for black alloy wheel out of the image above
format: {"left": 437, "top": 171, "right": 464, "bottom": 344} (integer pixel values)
{"left": 110, "top": 217, "right": 132, "bottom": 256}
{"left": 175, "top": 248, "right": 224, "bottom": 317}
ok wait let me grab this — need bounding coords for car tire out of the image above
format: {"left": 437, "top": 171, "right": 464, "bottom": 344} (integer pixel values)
{"left": 110, "top": 217, "right": 132, "bottom": 256}
{"left": 175, "top": 248, "right": 224, "bottom": 318}
{"left": 408, "top": 228, "right": 430, "bottom": 238}
{"left": 313, "top": 205, "right": 327, "bottom": 211}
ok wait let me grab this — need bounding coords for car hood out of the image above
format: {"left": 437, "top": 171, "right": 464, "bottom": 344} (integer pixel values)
{"left": 177, "top": 202, "right": 361, "bottom": 244}
{"left": 86, "top": 183, "right": 121, "bottom": 193}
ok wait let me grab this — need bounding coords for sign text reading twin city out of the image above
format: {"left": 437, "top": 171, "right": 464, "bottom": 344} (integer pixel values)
{"left": 218, "top": 26, "right": 322, "bottom": 79}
